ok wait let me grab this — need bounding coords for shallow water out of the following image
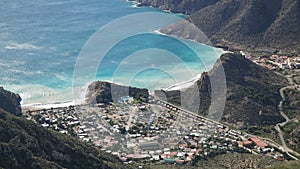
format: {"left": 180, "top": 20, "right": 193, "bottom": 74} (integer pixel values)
{"left": 0, "top": 0, "right": 222, "bottom": 105}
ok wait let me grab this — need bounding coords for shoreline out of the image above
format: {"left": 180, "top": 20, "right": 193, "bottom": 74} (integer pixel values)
{"left": 21, "top": 81, "right": 93, "bottom": 109}
{"left": 164, "top": 73, "right": 201, "bottom": 91}
{"left": 153, "top": 29, "right": 229, "bottom": 54}
{"left": 22, "top": 100, "right": 75, "bottom": 109}
{"left": 153, "top": 29, "right": 227, "bottom": 91}
{"left": 22, "top": 1, "right": 226, "bottom": 109}
{"left": 134, "top": 1, "right": 240, "bottom": 54}
{"left": 21, "top": 33, "right": 225, "bottom": 109}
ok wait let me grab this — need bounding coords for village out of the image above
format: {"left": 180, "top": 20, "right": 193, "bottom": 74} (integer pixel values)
{"left": 23, "top": 95, "right": 289, "bottom": 166}
{"left": 242, "top": 51, "right": 300, "bottom": 71}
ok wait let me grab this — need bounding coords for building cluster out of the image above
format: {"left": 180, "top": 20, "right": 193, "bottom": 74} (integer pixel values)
{"left": 24, "top": 106, "right": 89, "bottom": 141}
{"left": 24, "top": 96, "right": 287, "bottom": 166}
{"left": 244, "top": 52, "right": 300, "bottom": 70}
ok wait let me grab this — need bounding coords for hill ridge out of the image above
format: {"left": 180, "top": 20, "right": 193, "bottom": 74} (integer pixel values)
{"left": 136, "top": 0, "right": 300, "bottom": 53}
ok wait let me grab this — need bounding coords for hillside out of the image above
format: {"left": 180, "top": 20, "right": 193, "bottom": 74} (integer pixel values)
{"left": 155, "top": 53, "right": 289, "bottom": 129}
{"left": 145, "top": 153, "right": 300, "bottom": 169}
{"left": 188, "top": 0, "right": 300, "bottom": 53}
{"left": 139, "top": 0, "right": 300, "bottom": 53}
{"left": 281, "top": 88, "right": 300, "bottom": 153}
{"left": 133, "top": 0, "right": 219, "bottom": 14}
{"left": 0, "top": 88, "right": 128, "bottom": 169}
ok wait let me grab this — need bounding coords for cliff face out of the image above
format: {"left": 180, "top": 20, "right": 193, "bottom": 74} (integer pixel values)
{"left": 139, "top": 0, "right": 300, "bottom": 53}
{"left": 0, "top": 87, "right": 22, "bottom": 116}
{"left": 86, "top": 81, "right": 149, "bottom": 104}
{"left": 135, "top": 0, "right": 219, "bottom": 14}
{"left": 155, "top": 53, "right": 288, "bottom": 128}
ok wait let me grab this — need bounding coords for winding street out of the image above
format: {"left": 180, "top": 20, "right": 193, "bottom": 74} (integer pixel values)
{"left": 274, "top": 74, "right": 299, "bottom": 160}
{"left": 278, "top": 87, "right": 291, "bottom": 126}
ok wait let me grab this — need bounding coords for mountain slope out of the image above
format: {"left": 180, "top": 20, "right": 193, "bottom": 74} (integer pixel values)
{"left": 142, "top": 0, "right": 300, "bottom": 53}
{"left": 188, "top": 0, "right": 300, "bottom": 53}
{"left": 134, "top": 0, "right": 219, "bottom": 14}
{"left": 155, "top": 53, "right": 288, "bottom": 128}
{"left": 0, "top": 88, "right": 128, "bottom": 169}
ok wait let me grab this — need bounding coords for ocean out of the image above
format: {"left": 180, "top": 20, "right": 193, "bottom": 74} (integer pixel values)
{"left": 0, "top": 0, "right": 223, "bottom": 105}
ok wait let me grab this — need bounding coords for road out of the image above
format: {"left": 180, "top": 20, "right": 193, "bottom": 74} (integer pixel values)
{"left": 125, "top": 106, "right": 137, "bottom": 131}
{"left": 156, "top": 98, "right": 224, "bottom": 126}
{"left": 154, "top": 92, "right": 300, "bottom": 160}
{"left": 278, "top": 87, "right": 291, "bottom": 126}
{"left": 272, "top": 73, "right": 300, "bottom": 160}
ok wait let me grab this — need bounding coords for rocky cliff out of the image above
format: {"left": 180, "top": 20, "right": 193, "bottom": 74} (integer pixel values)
{"left": 0, "top": 87, "right": 22, "bottom": 116}
{"left": 86, "top": 81, "right": 149, "bottom": 104}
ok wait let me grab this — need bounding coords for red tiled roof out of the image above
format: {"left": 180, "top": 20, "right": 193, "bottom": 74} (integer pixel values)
{"left": 243, "top": 140, "right": 253, "bottom": 145}
{"left": 176, "top": 160, "right": 185, "bottom": 163}
{"left": 276, "top": 157, "right": 285, "bottom": 161}
{"left": 250, "top": 137, "right": 267, "bottom": 147}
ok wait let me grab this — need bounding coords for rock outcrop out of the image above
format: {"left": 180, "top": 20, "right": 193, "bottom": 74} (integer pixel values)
{"left": 86, "top": 81, "right": 149, "bottom": 104}
{"left": 134, "top": 0, "right": 219, "bottom": 14}
{"left": 0, "top": 87, "right": 22, "bottom": 116}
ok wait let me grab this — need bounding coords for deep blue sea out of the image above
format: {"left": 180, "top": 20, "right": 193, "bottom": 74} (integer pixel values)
{"left": 0, "top": 0, "right": 223, "bottom": 105}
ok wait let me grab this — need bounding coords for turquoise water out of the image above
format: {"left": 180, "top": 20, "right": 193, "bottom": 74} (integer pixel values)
{"left": 0, "top": 0, "right": 222, "bottom": 104}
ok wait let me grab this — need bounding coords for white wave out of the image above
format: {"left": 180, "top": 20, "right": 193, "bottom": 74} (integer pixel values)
{"left": 127, "top": 0, "right": 140, "bottom": 8}
{"left": 0, "top": 60, "right": 26, "bottom": 68}
{"left": 5, "top": 42, "right": 40, "bottom": 50}
{"left": 0, "top": 62, "right": 7, "bottom": 67}
{"left": 131, "top": 4, "right": 138, "bottom": 8}
{"left": 7, "top": 68, "right": 43, "bottom": 77}
{"left": 19, "top": 92, "right": 32, "bottom": 103}
{"left": 72, "top": 83, "right": 91, "bottom": 105}
{"left": 54, "top": 73, "right": 68, "bottom": 82}
{"left": 165, "top": 77, "right": 197, "bottom": 91}
{"left": 4, "top": 82, "right": 94, "bottom": 109}
{"left": 4, "top": 84, "right": 73, "bottom": 105}
{"left": 22, "top": 101, "right": 74, "bottom": 109}
{"left": 164, "top": 71, "right": 208, "bottom": 91}
{"left": 153, "top": 29, "right": 166, "bottom": 36}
